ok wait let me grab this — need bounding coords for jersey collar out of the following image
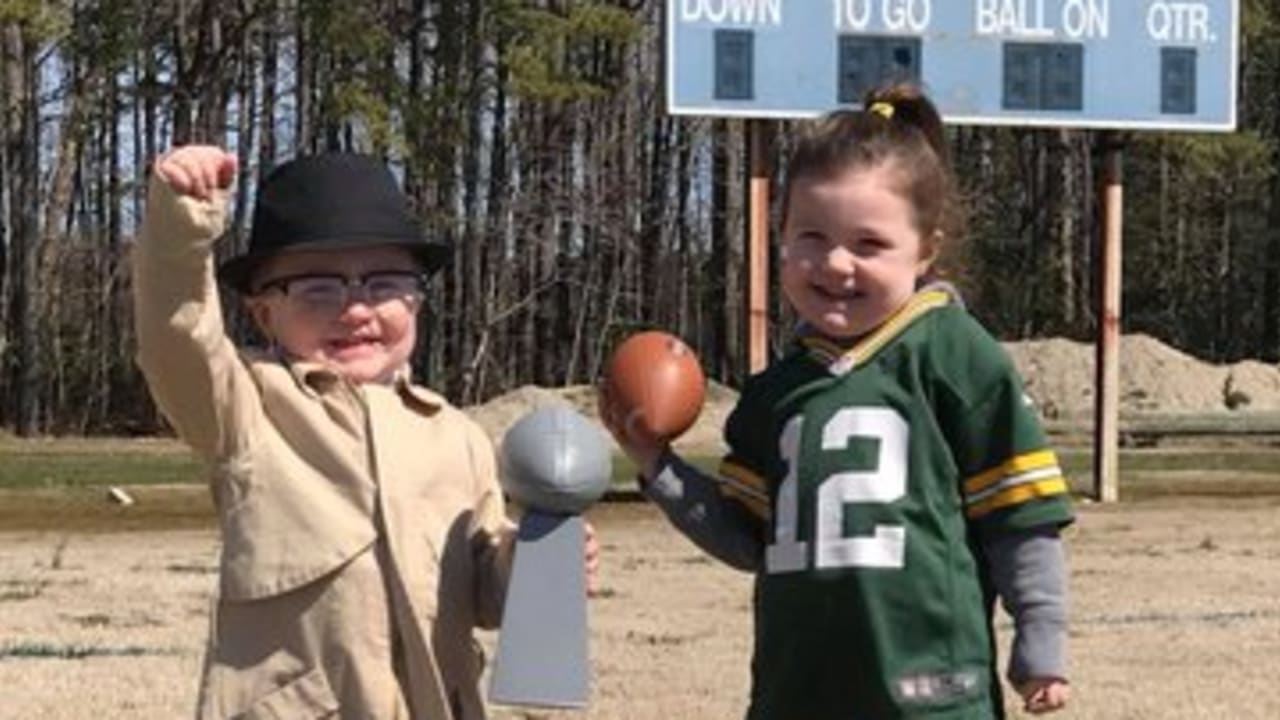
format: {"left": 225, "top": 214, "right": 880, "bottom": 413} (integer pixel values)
{"left": 798, "top": 284, "right": 957, "bottom": 376}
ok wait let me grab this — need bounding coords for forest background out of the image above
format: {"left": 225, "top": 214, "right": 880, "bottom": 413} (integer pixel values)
{"left": 1, "top": 0, "right": 1279, "bottom": 436}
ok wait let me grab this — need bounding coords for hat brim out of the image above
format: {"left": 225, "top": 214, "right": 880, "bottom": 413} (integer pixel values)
{"left": 217, "top": 238, "right": 452, "bottom": 293}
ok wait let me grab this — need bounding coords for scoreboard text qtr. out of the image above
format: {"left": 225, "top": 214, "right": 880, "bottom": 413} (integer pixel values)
{"left": 667, "top": 0, "right": 1238, "bottom": 131}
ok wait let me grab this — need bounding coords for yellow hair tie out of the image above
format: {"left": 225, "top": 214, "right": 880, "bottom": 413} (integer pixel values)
{"left": 868, "top": 101, "right": 895, "bottom": 119}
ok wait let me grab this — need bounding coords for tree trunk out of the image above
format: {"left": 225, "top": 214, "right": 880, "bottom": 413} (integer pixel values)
{"left": 708, "top": 119, "right": 745, "bottom": 384}
{"left": 1216, "top": 188, "right": 1234, "bottom": 359}
{"left": 458, "top": 0, "right": 485, "bottom": 400}
{"left": 1055, "top": 129, "right": 1079, "bottom": 329}
{"left": 257, "top": 0, "right": 278, "bottom": 175}
{"left": 1265, "top": 173, "right": 1280, "bottom": 361}
{"left": 293, "top": 3, "right": 312, "bottom": 154}
{"left": 7, "top": 26, "right": 41, "bottom": 434}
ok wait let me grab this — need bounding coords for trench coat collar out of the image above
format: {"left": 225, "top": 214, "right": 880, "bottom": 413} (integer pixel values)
{"left": 279, "top": 354, "right": 444, "bottom": 414}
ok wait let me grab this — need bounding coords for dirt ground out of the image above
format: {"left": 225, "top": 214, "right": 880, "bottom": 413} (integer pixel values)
{"left": 3, "top": 494, "right": 1280, "bottom": 720}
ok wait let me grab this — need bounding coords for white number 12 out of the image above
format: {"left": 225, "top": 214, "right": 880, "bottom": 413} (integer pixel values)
{"left": 765, "top": 407, "right": 908, "bottom": 574}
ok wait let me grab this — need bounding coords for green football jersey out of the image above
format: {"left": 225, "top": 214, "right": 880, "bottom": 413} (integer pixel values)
{"left": 717, "top": 288, "right": 1073, "bottom": 720}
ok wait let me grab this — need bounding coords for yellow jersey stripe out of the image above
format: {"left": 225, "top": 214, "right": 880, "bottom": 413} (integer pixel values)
{"left": 719, "top": 460, "right": 769, "bottom": 496}
{"left": 720, "top": 483, "right": 771, "bottom": 520}
{"left": 717, "top": 460, "right": 771, "bottom": 519}
{"left": 966, "top": 466, "right": 1063, "bottom": 505}
{"left": 718, "top": 473, "right": 769, "bottom": 507}
{"left": 964, "top": 449, "right": 1060, "bottom": 495}
{"left": 965, "top": 477, "right": 1069, "bottom": 519}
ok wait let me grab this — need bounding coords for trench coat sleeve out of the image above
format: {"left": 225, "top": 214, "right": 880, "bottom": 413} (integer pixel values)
{"left": 466, "top": 420, "right": 515, "bottom": 629}
{"left": 133, "top": 175, "right": 259, "bottom": 465}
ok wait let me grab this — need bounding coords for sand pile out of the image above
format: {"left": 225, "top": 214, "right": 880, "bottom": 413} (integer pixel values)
{"left": 1005, "top": 334, "right": 1280, "bottom": 420}
{"left": 464, "top": 381, "right": 737, "bottom": 452}
{"left": 465, "top": 334, "right": 1280, "bottom": 448}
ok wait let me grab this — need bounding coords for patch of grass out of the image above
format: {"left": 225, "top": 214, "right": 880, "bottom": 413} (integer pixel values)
{"left": 625, "top": 448, "right": 1280, "bottom": 501}
{"left": 1058, "top": 447, "right": 1280, "bottom": 499}
{"left": 0, "top": 438, "right": 210, "bottom": 532}
{"left": 0, "top": 579, "right": 50, "bottom": 602}
{"left": 0, "top": 449, "right": 204, "bottom": 490}
{"left": 0, "top": 486, "right": 215, "bottom": 533}
{"left": 164, "top": 563, "right": 218, "bottom": 575}
{"left": 0, "top": 641, "right": 177, "bottom": 660}
{"left": 67, "top": 613, "right": 113, "bottom": 628}
{"left": 608, "top": 452, "right": 720, "bottom": 489}
{"left": 1059, "top": 447, "right": 1280, "bottom": 476}
{"left": 1113, "top": 473, "right": 1280, "bottom": 500}
{"left": 3, "top": 439, "right": 1279, "bottom": 533}
{"left": 608, "top": 455, "right": 639, "bottom": 488}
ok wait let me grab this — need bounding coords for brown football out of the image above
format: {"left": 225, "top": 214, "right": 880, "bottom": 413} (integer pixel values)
{"left": 601, "top": 331, "right": 705, "bottom": 441}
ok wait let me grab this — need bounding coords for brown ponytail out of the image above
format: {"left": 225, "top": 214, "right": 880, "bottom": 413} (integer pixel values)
{"left": 862, "top": 83, "right": 950, "bottom": 173}
{"left": 781, "top": 83, "right": 964, "bottom": 275}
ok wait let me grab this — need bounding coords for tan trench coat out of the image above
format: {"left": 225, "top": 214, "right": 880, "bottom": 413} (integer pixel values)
{"left": 133, "top": 178, "right": 514, "bottom": 720}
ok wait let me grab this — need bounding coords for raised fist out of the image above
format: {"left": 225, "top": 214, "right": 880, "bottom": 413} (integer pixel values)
{"left": 154, "top": 145, "right": 237, "bottom": 200}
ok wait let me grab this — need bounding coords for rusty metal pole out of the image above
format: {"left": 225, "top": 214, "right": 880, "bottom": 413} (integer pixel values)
{"left": 746, "top": 120, "right": 772, "bottom": 374}
{"left": 1094, "top": 132, "right": 1125, "bottom": 503}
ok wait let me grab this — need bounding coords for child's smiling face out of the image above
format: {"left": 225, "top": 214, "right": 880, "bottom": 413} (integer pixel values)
{"left": 247, "top": 245, "right": 424, "bottom": 384}
{"left": 780, "top": 162, "right": 936, "bottom": 341}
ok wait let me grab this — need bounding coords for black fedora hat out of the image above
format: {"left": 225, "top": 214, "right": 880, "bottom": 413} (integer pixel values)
{"left": 218, "top": 152, "right": 451, "bottom": 292}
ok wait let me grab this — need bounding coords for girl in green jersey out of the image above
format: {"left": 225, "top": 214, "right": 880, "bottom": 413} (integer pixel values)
{"left": 602, "top": 84, "right": 1072, "bottom": 719}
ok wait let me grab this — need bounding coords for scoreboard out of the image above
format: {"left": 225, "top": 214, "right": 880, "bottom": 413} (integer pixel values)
{"left": 666, "top": 0, "right": 1239, "bottom": 131}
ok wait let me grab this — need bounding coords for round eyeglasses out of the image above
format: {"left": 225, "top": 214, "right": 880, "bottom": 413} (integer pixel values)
{"left": 256, "top": 271, "right": 427, "bottom": 315}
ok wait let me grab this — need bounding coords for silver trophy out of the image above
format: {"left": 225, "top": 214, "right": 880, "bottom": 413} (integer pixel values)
{"left": 489, "top": 406, "right": 610, "bottom": 708}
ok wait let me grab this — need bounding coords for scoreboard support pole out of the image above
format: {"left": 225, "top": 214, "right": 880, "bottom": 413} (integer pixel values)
{"left": 746, "top": 119, "right": 773, "bottom": 375}
{"left": 1093, "top": 131, "right": 1126, "bottom": 503}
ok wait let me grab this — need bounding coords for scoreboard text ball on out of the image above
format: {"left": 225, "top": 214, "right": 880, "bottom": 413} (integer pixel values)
{"left": 667, "top": 0, "right": 1239, "bottom": 131}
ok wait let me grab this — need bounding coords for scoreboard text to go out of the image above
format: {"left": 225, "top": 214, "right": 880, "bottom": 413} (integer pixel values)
{"left": 666, "top": 0, "right": 1239, "bottom": 131}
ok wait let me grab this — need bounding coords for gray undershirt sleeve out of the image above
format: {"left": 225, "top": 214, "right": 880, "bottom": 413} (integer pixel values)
{"left": 641, "top": 450, "right": 764, "bottom": 572}
{"left": 983, "top": 527, "right": 1069, "bottom": 683}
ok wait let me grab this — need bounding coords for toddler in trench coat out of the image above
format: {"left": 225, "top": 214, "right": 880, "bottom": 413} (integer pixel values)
{"left": 134, "top": 145, "right": 592, "bottom": 719}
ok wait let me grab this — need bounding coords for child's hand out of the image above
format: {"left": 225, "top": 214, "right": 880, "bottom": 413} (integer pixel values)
{"left": 584, "top": 520, "right": 600, "bottom": 597}
{"left": 597, "top": 382, "right": 668, "bottom": 479}
{"left": 1017, "top": 677, "right": 1069, "bottom": 714}
{"left": 154, "top": 145, "right": 237, "bottom": 200}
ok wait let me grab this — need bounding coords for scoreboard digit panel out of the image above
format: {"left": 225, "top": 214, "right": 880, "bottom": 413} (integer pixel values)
{"left": 666, "top": 0, "right": 1239, "bottom": 131}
